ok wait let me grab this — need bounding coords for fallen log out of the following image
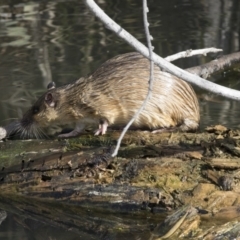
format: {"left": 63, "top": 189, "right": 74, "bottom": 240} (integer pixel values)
{"left": 1, "top": 126, "right": 240, "bottom": 238}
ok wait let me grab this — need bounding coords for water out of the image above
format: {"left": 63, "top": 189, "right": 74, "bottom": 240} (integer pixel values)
{"left": 0, "top": 0, "right": 240, "bottom": 130}
{"left": 0, "top": 0, "right": 240, "bottom": 239}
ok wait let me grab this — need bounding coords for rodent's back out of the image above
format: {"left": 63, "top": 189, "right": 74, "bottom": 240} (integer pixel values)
{"left": 82, "top": 52, "right": 200, "bottom": 131}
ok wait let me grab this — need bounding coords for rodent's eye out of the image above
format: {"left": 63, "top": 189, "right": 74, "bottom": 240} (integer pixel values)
{"left": 32, "top": 106, "right": 39, "bottom": 114}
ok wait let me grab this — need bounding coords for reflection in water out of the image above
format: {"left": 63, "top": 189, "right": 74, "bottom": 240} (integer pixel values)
{"left": 0, "top": 187, "right": 161, "bottom": 240}
{"left": 0, "top": 1, "right": 240, "bottom": 237}
{"left": 0, "top": 0, "right": 240, "bottom": 129}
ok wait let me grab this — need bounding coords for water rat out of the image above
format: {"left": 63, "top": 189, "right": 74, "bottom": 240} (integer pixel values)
{"left": 18, "top": 52, "right": 200, "bottom": 138}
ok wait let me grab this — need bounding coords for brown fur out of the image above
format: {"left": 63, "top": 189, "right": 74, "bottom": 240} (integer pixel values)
{"left": 20, "top": 52, "right": 200, "bottom": 138}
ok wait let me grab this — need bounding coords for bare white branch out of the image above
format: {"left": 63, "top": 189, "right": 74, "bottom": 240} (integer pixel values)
{"left": 165, "top": 48, "right": 223, "bottom": 62}
{"left": 84, "top": 0, "right": 240, "bottom": 100}
{"left": 112, "top": 0, "right": 154, "bottom": 157}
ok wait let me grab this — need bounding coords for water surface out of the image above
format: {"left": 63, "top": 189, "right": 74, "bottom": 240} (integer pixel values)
{"left": 0, "top": 0, "right": 240, "bottom": 130}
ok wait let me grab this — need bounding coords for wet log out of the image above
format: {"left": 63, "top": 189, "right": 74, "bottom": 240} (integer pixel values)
{"left": 1, "top": 127, "right": 240, "bottom": 239}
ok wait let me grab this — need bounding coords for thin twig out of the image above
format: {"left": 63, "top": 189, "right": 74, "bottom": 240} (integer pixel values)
{"left": 165, "top": 48, "right": 222, "bottom": 62}
{"left": 112, "top": 0, "right": 154, "bottom": 157}
{"left": 84, "top": 0, "right": 240, "bottom": 100}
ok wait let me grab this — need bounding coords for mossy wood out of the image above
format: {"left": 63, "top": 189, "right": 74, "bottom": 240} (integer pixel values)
{"left": 1, "top": 127, "right": 240, "bottom": 239}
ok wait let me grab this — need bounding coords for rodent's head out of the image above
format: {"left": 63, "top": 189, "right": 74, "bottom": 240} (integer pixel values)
{"left": 17, "top": 80, "right": 90, "bottom": 139}
{"left": 18, "top": 79, "right": 79, "bottom": 139}
{"left": 19, "top": 89, "right": 63, "bottom": 138}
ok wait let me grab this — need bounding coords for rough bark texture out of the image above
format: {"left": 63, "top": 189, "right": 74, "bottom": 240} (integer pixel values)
{"left": 1, "top": 126, "right": 240, "bottom": 239}
{"left": 186, "top": 51, "right": 240, "bottom": 78}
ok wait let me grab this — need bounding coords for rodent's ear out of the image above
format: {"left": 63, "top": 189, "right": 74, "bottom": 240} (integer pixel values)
{"left": 47, "top": 82, "right": 56, "bottom": 90}
{"left": 45, "top": 92, "right": 55, "bottom": 107}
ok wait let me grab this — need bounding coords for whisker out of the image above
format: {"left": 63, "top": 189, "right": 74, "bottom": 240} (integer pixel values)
{"left": 33, "top": 126, "right": 39, "bottom": 139}
{"left": 6, "top": 116, "right": 49, "bottom": 140}
{"left": 1, "top": 118, "right": 19, "bottom": 122}
{"left": 35, "top": 128, "right": 42, "bottom": 139}
{"left": 38, "top": 127, "right": 48, "bottom": 139}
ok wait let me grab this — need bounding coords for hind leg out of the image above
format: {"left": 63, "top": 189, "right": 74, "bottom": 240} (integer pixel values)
{"left": 152, "top": 119, "right": 199, "bottom": 133}
{"left": 179, "top": 119, "right": 199, "bottom": 132}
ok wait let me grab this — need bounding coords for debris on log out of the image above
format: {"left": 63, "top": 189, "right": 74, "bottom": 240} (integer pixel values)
{"left": 1, "top": 125, "right": 240, "bottom": 239}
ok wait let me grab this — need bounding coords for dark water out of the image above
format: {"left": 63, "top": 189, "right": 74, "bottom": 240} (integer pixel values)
{"left": 0, "top": 0, "right": 240, "bottom": 129}
{"left": 0, "top": 0, "right": 240, "bottom": 239}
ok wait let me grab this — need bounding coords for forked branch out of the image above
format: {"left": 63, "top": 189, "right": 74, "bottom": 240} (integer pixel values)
{"left": 84, "top": 0, "right": 240, "bottom": 100}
